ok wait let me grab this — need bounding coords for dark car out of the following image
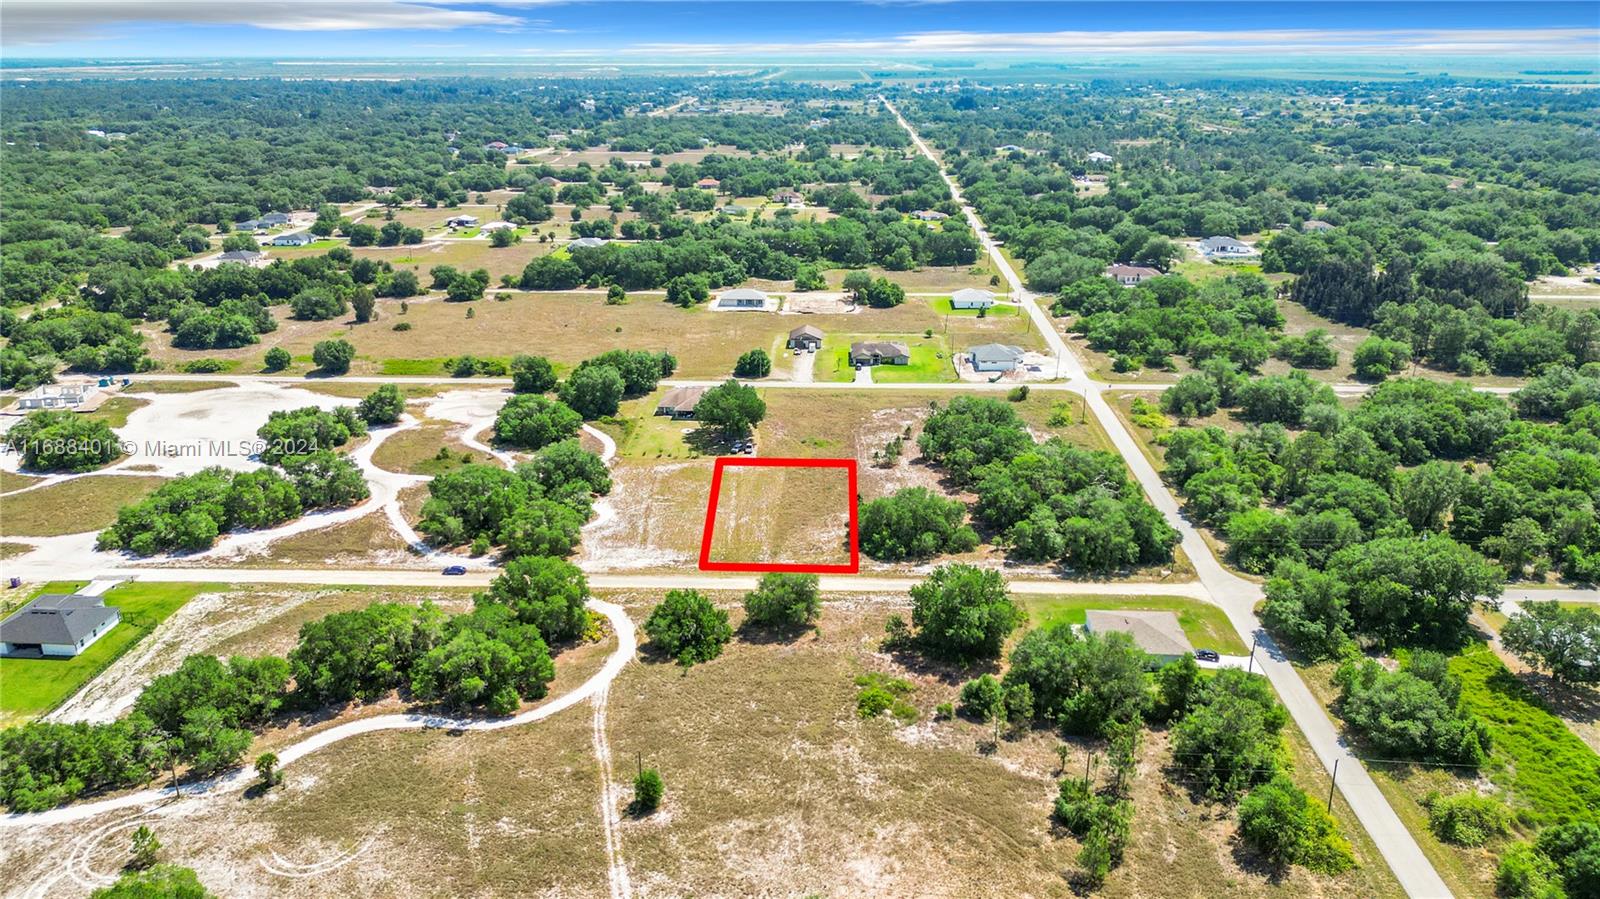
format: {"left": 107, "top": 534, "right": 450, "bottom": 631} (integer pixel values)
{"left": 1195, "top": 649, "right": 1220, "bottom": 663}
{"left": 442, "top": 565, "right": 468, "bottom": 576}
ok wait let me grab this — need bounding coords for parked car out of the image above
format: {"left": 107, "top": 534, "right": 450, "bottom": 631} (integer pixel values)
{"left": 442, "top": 565, "right": 468, "bottom": 576}
{"left": 1195, "top": 649, "right": 1220, "bottom": 662}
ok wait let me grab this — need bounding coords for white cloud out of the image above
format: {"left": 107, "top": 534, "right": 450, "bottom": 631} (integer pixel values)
{"left": 622, "top": 27, "right": 1600, "bottom": 57}
{"left": 1, "top": 0, "right": 526, "bottom": 45}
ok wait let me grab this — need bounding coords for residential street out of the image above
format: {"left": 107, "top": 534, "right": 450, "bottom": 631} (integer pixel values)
{"left": 881, "top": 95, "right": 1457, "bottom": 899}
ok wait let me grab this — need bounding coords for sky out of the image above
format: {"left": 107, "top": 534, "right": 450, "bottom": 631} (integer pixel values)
{"left": 2, "top": 0, "right": 1597, "bottom": 61}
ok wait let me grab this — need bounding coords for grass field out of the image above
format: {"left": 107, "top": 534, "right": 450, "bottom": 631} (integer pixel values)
{"left": 0, "top": 581, "right": 211, "bottom": 726}
{"left": 370, "top": 420, "right": 482, "bottom": 475}
{"left": 0, "top": 471, "right": 42, "bottom": 493}
{"left": 815, "top": 333, "right": 956, "bottom": 383}
{"left": 703, "top": 464, "right": 852, "bottom": 566}
{"left": 0, "top": 475, "right": 167, "bottom": 537}
{"left": 123, "top": 379, "right": 235, "bottom": 393}
{"left": 83, "top": 396, "right": 150, "bottom": 428}
{"left": 1020, "top": 594, "right": 1250, "bottom": 656}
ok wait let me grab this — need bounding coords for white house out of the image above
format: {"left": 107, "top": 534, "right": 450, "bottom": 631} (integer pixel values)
{"left": 480, "top": 221, "right": 517, "bottom": 232}
{"left": 716, "top": 288, "right": 769, "bottom": 310}
{"left": 912, "top": 209, "right": 949, "bottom": 222}
{"left": 1086, "top": 150, "right": 1114, "bottom": 164}
{"left": 0, "top": 594, "right": 121, "bottom": 658}
{"left": 950, "top": 288, "right": 996, "bottom": 310}
{"left": 569, "top": 236, "right": 609, "bottom": 250}
{"left": 1197, "top": 236, "right": 1257, "bottom": 258}
{"left": 1104, "top": 263, "right": 1162, "bottom": 286}
{"left": 968, "top": 343, "right": 1026, "bottom": 373}
{"left": 15, "top": 383, "right": 98, "bottom": 411}
{"left": 270, "top": 231, "right": 314, "bottom": 247}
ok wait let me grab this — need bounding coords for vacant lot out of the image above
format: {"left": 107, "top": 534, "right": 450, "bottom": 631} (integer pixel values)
{"left": 0, "top": 581, "right": 211, "bottom": 726}
{"left": 703, "top": 464, "right": 852, "bottom": 567}
{"left": 1, "top": 475, "right": 168, "bottom": 537}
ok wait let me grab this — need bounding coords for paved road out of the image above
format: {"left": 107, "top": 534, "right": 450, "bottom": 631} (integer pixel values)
{"left": 882, "top": 95, "right": 1455, "bottom": 899}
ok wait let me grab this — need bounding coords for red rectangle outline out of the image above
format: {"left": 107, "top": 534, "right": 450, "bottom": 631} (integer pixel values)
{"left": 697, "top": 456, "right": 859, "bottom": 573}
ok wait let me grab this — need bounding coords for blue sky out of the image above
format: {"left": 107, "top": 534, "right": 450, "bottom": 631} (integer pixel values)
{"left": 4, "top": 1, "right": 1598, "bottom": 59}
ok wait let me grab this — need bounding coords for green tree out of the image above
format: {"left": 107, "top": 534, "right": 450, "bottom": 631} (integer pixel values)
{"left": 633, "top": 767, "right": 664, "bottom": 813}
{"left": 559, "top": 364, "right": 626, "bottom": 419}
{"left": 1502, "top": 601, "right": 1600, "bottom": 686}
{"left": 263, "top": 346, "right": 292, "bottom": 371}
{"left": 479, "top": 555, "right": 591, "bottom": 644}
{"left": 643, "top": 589, "right": 731, "bottom": 666}
{"left": 741, "top": 572, "right": 821, "bottom": 630}
{"left": 842, "top": 270, "right": 873, "bottom": 303}
{"left": 254, "top": 751, "right": 280, "bottom": 788}
{"left": 356, "top": 384, "right": 404, "bottom": 425}
{"left": 511, "top": 354, "right": 557, "bottom": 394}
{"left": 129, "top": 825, "right": 161, "bottom": 870}
{"left": 494, "top": 394, "right": 582, "bottom": 449}
{"left": 91, "top": 865, "right": 215, "bottom": 899}
{"left": 311, "top": 338, "right": 355, "bottom": 374}
{"left": 695, "top": 379, "right": 766, "bottom": 437}
{"left": 1238, "top": 776, "right": 1355, "bottom": 873}
{"left": 859, "top": 487, "right": 978, "bottom": 561}
{"left": 350, "top": 289, "right": 376, "bottom": 324}
{"left": 906, "top": 564, "right": 1023, "bottom": 665}
{"left": 733, "top": 348, "right": 771, "bottom": 378}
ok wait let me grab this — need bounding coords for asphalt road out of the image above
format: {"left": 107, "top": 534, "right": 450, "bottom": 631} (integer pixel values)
{"left": 882, "top": 95, "right": 1457, "bottom": 899}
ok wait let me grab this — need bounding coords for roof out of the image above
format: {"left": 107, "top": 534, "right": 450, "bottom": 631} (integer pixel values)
{"left": 1087, "top": 151, "right": 1114, "bottom": 161}
{"left": 656, "top": 386, "right": 705, "bottom": 411}
{"left": 1084, "top": 610, "right": 1194, "bottom": 657}
{"left": 968, "top": 343, "right": 1025, "bottom": 364}
{"left": 570, "top": 237, "right": 608, "bottom": 249}
{"left": 271, "top": 231, "right": 313, "bottom": 244}
{"left": 218, "top": 250, "right": 264, "bottom": 263}
{"left": 447, "top": 214, "right": 478, "bottom": 224}
{"left": 1199, "top": 236, "right": 1250, "bottom": 251}
{"left": 0, "top": 594, "right": 117, "bottom": 646}
{"left": 719, "top": 288, "right": 768, "bottom": 302}
{"left": 1301, "top": 219, "right": 1334, "bottom": 230}
{"left": 481, "top": 221, "right": 517, "bottom": 231}
{"left": 1105, "top": 264, "right": 1161, "bottom": 278}
{"left": 851, "top": 340, "right": 909, "bottom": 358}
{"left": 789, "top": 324, "right": 824, "bottom": 340}
{"left": 951, "top": 288, "right": 995, "bottom": 304}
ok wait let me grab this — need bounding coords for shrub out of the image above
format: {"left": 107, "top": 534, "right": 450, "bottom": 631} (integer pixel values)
{"left": 643, "top": 589, "right": 731, "bottom": 666}
{"left": 1425, "top": 791, "right": 1513, "bottom": 847}
{"left": 957, "top": 674, "right": 1004, "bottom": 721}
{"left": 3, "top": 411, "right": 122, "bottom": 472}
{"left": 633, "top": 768, "right": 664, "bottom": 813}
{"left": 741, "top": 572, "right": 821, "bottom": 629}
{"left": 311, "top": 339, "right": 355, "bottom": 374}
{"left": 263, "top": 347, "right": 292, "bottom": 371}
{"left": 180, "top": 358, "right": 229, "bottom": 374}
{"left": 1007, "top": 384, "right": 1030, "bottom": 402}
{"left": 1238, "top": 776, "right": 1355, "bottom": 873}
{"left": 855, "top": 673, "right": 917, "bottom": 722}
{"left": 695, "top": 379, "right": 766, "bottom": 437}
{"left": 1495, "top": 842, "right": 1563, "bottom": 899}
{"left": 356, "top": 384, "right": 404, "bottom": 425}
{"left": 392, "top": 322, "right": 412, "bottom": 332}
{"left": 511, "top": 354, "right": 557, "bottom": 394}
{"left": 559, "top": 364, "right": 625, "bottom": 419}
{"left": 906, "top": 564, "right": 1024, "bottom": 664}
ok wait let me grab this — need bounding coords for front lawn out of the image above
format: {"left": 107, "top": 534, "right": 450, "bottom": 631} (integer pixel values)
{"left": 0, "top": 581, "right": 212, "bottom": 726}
{"left": 816, "top": 333, "right": 955, "bottom": 383}
{"left": 1020, "top": 594, "right": 1249, "bottom": 656}
{"left": 927, "top": 296, "right": 1020, "bottom": 317}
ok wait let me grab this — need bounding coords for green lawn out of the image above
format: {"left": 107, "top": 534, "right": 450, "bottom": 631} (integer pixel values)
{"left": 1019, "top": 594, "right": 1250, "bottom": 656}
{"left": 1450, "top": 644, "right": 1600, "bottom": 824}
{"left": 815, "top": 333, "right": 955, "bottom": 383}
{"left": 926, "top": 296, "right": 1020, "bottom": 317}
{"left": 0, "top": 581, "right": 213, "bottom": 727}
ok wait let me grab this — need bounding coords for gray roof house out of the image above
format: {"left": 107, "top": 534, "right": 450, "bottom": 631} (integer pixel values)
{"left": 850, "top": 341, "right": 910, "bottom": 366}
{"left": 1086, "top": 150, "right": 1114, "bottom": 163}
{"left": 969, "top": 343, "right": 1026, "bottom": 372}
{"left": 270, "top": 231, "right": 314, "bottom": 247}
{"left": 655, "top": 386, "right": 706, "bottom": 419}
{"left": 569, "top": 236, "right": 609, "bottom": 250}
{"left": 788, "top": 324, "right": 824, "bottom": 350}
{"left": 950, "top": 288, "right": 995, "bottom": 309}
{"left": 717, "top": 288, "right": 769, "bottom": 310}
{"left": 913, "top": 209, "right": 949, "bottom": 221}
{"left": 1105, "top": 263, "right": 1162, "bottom": 285}
{"left": 259, "top": 212, "right": 292, "bottom": 226}
{"left": 445, "top": 214, "right": 479, "bottom": 228}
{"left": 1301, "top": 219, "right": 1335, "bottom": 232}
{"left": 1198, "top": 236, "right": 1256, "bottom": 257}
{"left": 217, "top": 249, "right": 266, "bottom": 266}
{"left": 1083, "top": 610, "right": 1193, "bottom": 666}
{"left": 0, "top": 594, "right": 121, "bottom": 658}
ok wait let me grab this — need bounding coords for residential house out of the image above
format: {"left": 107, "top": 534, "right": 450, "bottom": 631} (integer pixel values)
{"left": 569, "top": 236, "right": 609, "bottom": 250}
{"left": 258, "top": 212, "right": 292, "bottom": 227}
{"left": 1301, "top": 219, "right": 1335, "bottom": 232}
{"left": 849, "top": 341, "right": 910, "bottom": 367}
{"left": 445, "top": 215, "right": 479, "bottom": 228}
{"left": 772, "top": 190, "right": 805, "bottom": 205}
{"left": 15, "top": 383, "right": 98, "bottom": 411}
{"left": 539, "top": 176, "right": 562, "bottom": 187}
{"left": 270, "top": 231, "right": 314, "bottom": 247}
{"left": 787, "top": 325, "right": 824, "bottom": 351}
{"left": 995, "top": 144, "right": 1023, "bottom": 153}
{"left": 217, "top": 249, "right": 266, "bottom": 266}
{"left": 484, "top": 140, "right": 509, "bottom": 151}
{"left": 968, "top": 343, "right": 1026, "bottom": 373}
{"left": 950, "top": 288, "right": 996, "bottom": 310}
{"left": 1086, "top": 150, "right": 1114, "bottom": 164}
{"left": 0, "top": 594, "right": 121, "bottom": 658}
{"left": 655, "top": 386, "right": 706, "bottom": 419}
{"left": 1197, "top": 236, "right": 1257, "bottom": 258}
{"left": 912, "top": 209, "right": 949, "bottom": 222}
{"left": 1105, "top": 263, "right": 1162, "bottom": 286}
{"left": 480, "top": 221, "right": 517, "bottom": 232}
{"left": 716, "top": 288, "right": 769, "bottom": 310}
{"left": 1083, "top": 610, "right": 1193, "bottom": 667}
{"left": 695, "top": 177, "right": 721, "bottom": 190}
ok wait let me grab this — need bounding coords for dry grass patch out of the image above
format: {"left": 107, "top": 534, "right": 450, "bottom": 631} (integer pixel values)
{"left": 370, "top": 420, "right": 482, "bottom": 476}
{"left": 704, "top": 464, "right": 852, "bottom": 567}
{"left": 1, "top": 475, "right": 167, "bottom": 537}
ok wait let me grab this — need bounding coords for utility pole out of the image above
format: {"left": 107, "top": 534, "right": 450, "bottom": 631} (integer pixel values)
{"left": 1327, "top": 758, "right": 1340, "bottom": 812}
{"left": 1246, "top": 633, "right": 1259, "bottom": 674}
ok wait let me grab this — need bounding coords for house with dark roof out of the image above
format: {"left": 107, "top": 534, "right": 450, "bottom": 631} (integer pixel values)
{"left": 217, "top": 249, "right": 266, "bottom": 266}
{"left": 850, "top": 341, "right": 909, "bottom": 366}
{"left": 259, "top": 212, "right": 292, "bottom": 227}
{"left": 787, "top": 324, "right": 823, "bottom": 350}
{"left": 0, "top": 594, "right": 121, "bottom": 658}
{"left": 539, "top": 176, "right": 561, "bottom": 186}
{"left": 695, "top": 177, "right": 721, "bottom": 190}
{"left": 1105, "top": 263, "right": 1162, "bottom": 286}
{"left": 655, "top": 386, "right": 706, "bottom": 419}
{"left": 445, "top": 215, "right": 479, "bottom": 228}
{"left": 968, "top": 343, "right": 1026, "bottom": 373}
{"left": 1083, "top": 609, "right": 1193, "bottom": 667}
{"left": 1301, "top": 219, "right": 1335, "bottom": 232}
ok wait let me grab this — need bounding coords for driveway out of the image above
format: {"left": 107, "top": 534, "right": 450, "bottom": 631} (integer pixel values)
{"left": 853, "top": 365, "right": 874, "bottom": 385}
{"left": 790, "top": 349, "right": 817, "bottom": 383}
